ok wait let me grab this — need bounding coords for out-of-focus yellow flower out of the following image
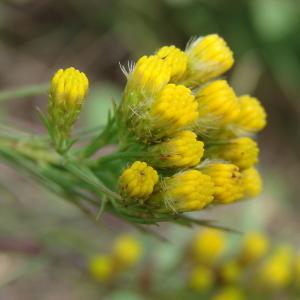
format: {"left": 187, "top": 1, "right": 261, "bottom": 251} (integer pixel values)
{"left": 88, "top": 254, "right": 114, "bottom": 282}
{"left": 48, "top": 67, "right": 89, "bottom": 142}
{"left": 119, "top": 161, "right": 159, "bottom": 200}
{"left": 156, "top": 45, "right": 188, "bottom": 81}
{"left": 294, "top": 254, "right": 300, "bottom": 286}
{"left": 126, "top": 55, "right": 171, "bottom": 95}
{"left": 194, "top": 80, "right": 240, "bottom": 132}
{"left": 258, "top": 245, "right": 293, "bottom": 288}
{"left": 201, "top": 163, "right": 244, "bottom": 204}
{"left": 149, "top": 84, "right": 199, "bottom": 137}
{"left": 215, "top": 137, "right": 259, "bottom": 170}
{"left": 184, "top": 34, "right": 234, "bottom": 86}
{"left": 189, "top": 265, "right": 215, "bottom": 292}
{"left": 149, "top": 170, "right": 214, "bottom": 213}
{"left": 212, "top": 286, "right": 245, "bottom": 300}
{"left": 235, "top": 95, "right": 267, "bottom": 134}
{"left": 192, "top": 229, "right": 226, "bottom": 264}
{"left": 148, "top": 131, "right": 204, "bottom": 168}
{"left": 241, "top": 167, "right": 262, "bottom": 198}
{"left": 220, "top": 260, "right": 242, "bottom": 284}
{"left": 240, "top": 232, "right": 269, "bottom": 265}
{"left": 112, "top": 235, "right": 142, "bottom": 268}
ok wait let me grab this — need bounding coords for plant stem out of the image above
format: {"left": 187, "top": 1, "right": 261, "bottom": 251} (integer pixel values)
{"left": 0, "top": 83, "right": 49, "bottom": 102}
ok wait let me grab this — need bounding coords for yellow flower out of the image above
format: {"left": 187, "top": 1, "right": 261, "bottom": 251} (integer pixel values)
{"left": 235, "top": 95, "right": 267, "bottom": 133}
{"left": 156, "top": 45, "right": 188, "bottom": 81}
{"left": 212, "top": 286, "right": 245, "bottom": 300}
{"left": 184, "top": 34, "right": 234, "bottom": 86}
{"left": 294, "top": 254, "right": 300, "bottom": 286}
{"left": 126, "top": 55, "right": 171, "bottom": 96}
{"left": 50, "top": 67, "right": 89, "bottom": 107}
{"left": 220, "top": 260, "right": 241, "bottom": 284}
{"left": 239, "top": 232, "right": 269, "bottom": 265}
{"left": 215, "top": 137, "right": 259, "bottom": 170}
{"left": 192, "top": 229, "right": 226, "bottom": 264}
{"left": 149, "top": 170, "right": 214, "bottom": 213}
{"left": 241, "top": 167, "right": 262, "bottom": 198}
{"left": 201, "top": 163, "right": 244, "bottom": 204}
{"left": 259, "top": 245, "right": 293, "bottom": 288}
{"left": 48, "top": 67, "right": 89, "bottom": 141}
{"left": 189, "top": 265, "right": 215, "bottom": 292}
{"left": 119, "top": 161, "right": 159, "bottom": 200}
{"left": 148, "top": 130, "right": 204, "bottom": 168}
{"left": 88, "top": 254, "right": 114, "bottom": 282}
{"left": 112, "top": 234, "right": 142, "bottom": 268}
{"left": 194, "top": 80, "right": 240, "bottom": 133}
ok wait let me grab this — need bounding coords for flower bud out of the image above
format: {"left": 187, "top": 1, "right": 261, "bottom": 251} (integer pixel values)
{"left": 184, "top": 34, "right": 234, "bottom": 86}
{"left": 201, "top": 163, "right": 244, "bottom": 204}
{"left": 156, "top": 45, "right": 188, "bottom": 81}
{"left": 148, "top": 170, "right": 214, "bottom": 213}
{"left": 220, "top": 260, "right": 241, "bottom": 284}
{"left": 119, "top": 161, "right": 159, "bottom": 201}
{"left": 235, "top": 95, "right": 267, "bottom": 133}
{"left": 147, "top": 130, "right": 204, "bottom": 168}
{"left": 189, "top": 266, "right": 215, "bottom": 292}
{"left": 192, "top": 229, "right": 226, "bottom": 265}
{"left": 88, "top": 254, "right": 114, "bottom": 282}
{"left": 241, "top": 167, "right": 262, "bottom": 198}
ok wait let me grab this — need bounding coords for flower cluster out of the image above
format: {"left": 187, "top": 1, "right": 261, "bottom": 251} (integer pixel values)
{"left": 88, "top": 234, "right": 142, "bottom": 282}
{"left": 118, "top": 34, "right": 266, "bottom": 214}
{"left": 186, "top": 229, "right": 300, "bottom": 299}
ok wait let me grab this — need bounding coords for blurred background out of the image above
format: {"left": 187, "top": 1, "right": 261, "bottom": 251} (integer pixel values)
{"left": 0, "top": 0, "right": 299, "bottom": 299}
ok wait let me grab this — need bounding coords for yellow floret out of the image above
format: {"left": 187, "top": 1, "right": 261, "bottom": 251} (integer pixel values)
{"left": 201, "top": 163, "right": 244, "bottom": 204}
{"left": 156, "top": 45, "right": 188, "bottom": 81}
{"left": 241, "top": 167, "right": 262, "bottom": 198}
{"left": 217, "top": 137, "right": 259, "bottom": 170}
{"left": 258, "top": 245, "right": 293, "bottom": 288}
{"left": 220, "top": 260, "right": 242, "bottom": 284}
{"left": 194, "top": 80, "right": 240, "bottom": 132}
{"left": 50, "top": 67, "right": 89, "bottom": 106}
{"left": 235, "top": 95, "right": 267, "bottom": 133}
{"left": 127, "top": 55, "right": 171, "bottom": 95}
{"left": 150, "top": 84, "right": 199, "bottom": 136}
{"left": 119, "top": 161, "right": 159, "bottom": 200}
{"left": 192, "top": 229, "right": 226, "bottom": 264}
{"left": 88, "top": 254, "right": 114, "bottom": 282}
{"left": 149, "top": 170, "right": 214, "bottom": 213}
{"left": 112, "top": 234, "right": 142, "bottom": 268}
{"left": 148, "top": 130, "right": 204, "bottom": 168}
{"left": 239, "top": 232, "right": 269, "bottom": 265}
{"left": 189, "top": 265, "right": 215, "bottom": 291}
{"left": 184, "top": 34, "right": 234, "bottom": 86}
{"left": 212, "top": 287, "right": 245, "bottom": 300}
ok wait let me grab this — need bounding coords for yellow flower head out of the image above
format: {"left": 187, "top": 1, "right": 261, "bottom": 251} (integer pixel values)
{"left": 212, "top": 287, "right": 245, "bottom": 300}
{"left": 217, "top": 137, "right": 259, "bottom": 170}
{"left": 50, "top": 67, "right": 89, "bottom": 107}
{"left": 149, "top": 84, "right": 199, "bottom": 137}
{"left": 220, "top": 260, "right": 242, "bottom": 284}
{"left": 185, "top": 34, "right": 234, "bottom": 86}
{"left": 148, "top": 130, "right": 204, "bottom": 168}
{"left": 156, "top": 45, "right": 188, "bottom": 81}
{"left": 119, "top": 161, "right": 159, "bottom": 200}
{"left": 259, "top": 245, "right": 293, "bottom": 288}
{"left": 240, "top": 232, "right": 269, "bottom": 265}
{"left": 194, "top": 80, "right": 240, "bottom": 132}
{"left": 189, "top": 265, "right": 215, "bottom": 292}
{"left": 112, "top": 234, "right": 142, "bottom": 268}
{"left": 235, "top": 95, "right": 267, "bottom": 133}
{"left": 241, "top": 167, "right": 262, "bottom": 198}
{"left": 126, "top": 55, "right": 171, "bottom": 95}
{"left": 192, "top": 229, "right": 226, "bottom": 264}
{"left": 149, "top": 170, "right": 214, "bottom": 213}
{"left": 201, "top": 163, "right": 244, "bottom": 204}
{"left": 88, "top": 254, "right": 114, "bottom": 282}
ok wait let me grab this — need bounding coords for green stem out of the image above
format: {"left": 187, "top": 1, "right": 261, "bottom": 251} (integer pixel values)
{"left": 0, "top": 83, "right": 49, "bottom": 102}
